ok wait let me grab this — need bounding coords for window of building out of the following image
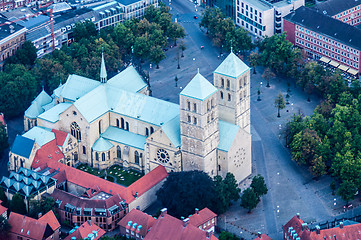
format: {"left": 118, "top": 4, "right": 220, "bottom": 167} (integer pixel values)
{"left": 96, "top": 152, "right": 99, "bottom": 161}
{"left": 228, "top": 94, "right": 231, "bottom": 101}
{"left": 188, "top": 115, "right": 191, "bottom": 123}
{"left": 116, "top": 119, "right": 119, "bottom": 127}
{"left": 193, "top": 103, "right": 197, "bottom": 112}
{"left": 150, "top": 126, "right": 154, "bottom": 134}
{"left": 121, "top": 118, "right": 125, "bottom": 129}
{"left": 102, "top": 153, "right": 105, "bottom": 161}
{"left": 220, "top": 91, "right": 223, "bottom": 99}
{"left": 117, "top": 146, "right": 121, "bottom": 159}
{"left": 82, "top": 146, "right": 86, "bottom": 155}
{"left": 98, "top": 120, "right": 102, "bottom": 134}
{"left": 187, "top": 101, "right": 190, "bottom": 110}
{"left": 221, "top": 78, "right": 224, "bottom": 87}
{"left": 70, "top": 122, "right": 81, "bottom": 141}
{"left": 135, "top": 151, "right": 139, "bottom": 165}
{"left": 146, "top": 128, "right": 149, "bottom": 136}
{"left": 126, "top": 122, "right": 129, "bottom": 131}
{"left": 227, "top": 80, "right": 230, "bottom": 89}
{"left": 193, "top": 117, "right": 197, "bottom": 125}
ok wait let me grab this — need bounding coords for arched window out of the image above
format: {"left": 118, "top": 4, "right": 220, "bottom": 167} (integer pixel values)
{"left": 193, "top": 103, "right": 197, "bottom": 113}
{"left": 98, "top": 120, "right": 102, "bottom": 134}
{"left": 211, "top": 98, "right": 214, "bottom": 108}
{"left": 117, "top": 146, "right": 121, "bottom": 159}
{"left": 150, "top": 127, "right": 154, "bottom": 134}
{"left": 95, "top": 152, "right": 99, "bottom": 161}
{"left": 126, "top": 122, "right": 129, "bottom": 131}
{"left": 187, "top": 115, "right": 191, "bottom": 123}
{"left": 74, "top": 152, "right": 78, "bottom": 161}
{"left": 228, "top": 94, "right": 231, "bottom": 101}
{"left": 116, "top": 119, "right": 119, "bottom": 127}
{"left": 220, "top": 91, "right": 223, "bottom": 99}
{"left": 145, "top": 128, "right": 149, "bottom": 136}
{"left": 244, "top": 77, "right": 247, "bottom": 86}
{"left": 187, "top": 101, "right": 190, "bottom": 110}
{"left": 27, "top": 120, "right": 31, "bottom": 130}
{"left": 102, "top": 153, "right": 105, "bottom": 161}
{"left": 221, "top": 78, "right": 224, "bottom": 88}
{"left": 193, "top": 117, "right": 197, "bottom": 125}
{"left": 121, "top": 118, "right": 125, "bottom": 129}
{"left": 20, "top": 159, "right": 24, "bottom": 168}
{"left": 227, "top": 80, "right": 230, "bottom": 89}
{"left": 70, "top": 122, "right": 81, "bottom": 140}
{"left": 240, "top": 93, "right": 243, "bottom": 101}
{"left": 239, "top": 79, "right": 242, "bottom": 88}
{"left": 134, "top": 151, "right": 139, "bottom": 165}
{"left": 207, "top": 101, "right": 210, "bottom": 111}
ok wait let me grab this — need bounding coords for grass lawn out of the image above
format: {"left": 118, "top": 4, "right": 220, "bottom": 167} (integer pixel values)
{"left": 76, "top": 164, "right": 143, "bottom": 186}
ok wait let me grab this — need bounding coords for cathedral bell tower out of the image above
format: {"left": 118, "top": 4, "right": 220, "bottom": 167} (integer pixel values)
{"left": 213, "top": 51, "right": 251, "bottom": 133}
{"left": 180, "top": 71, "right": 219, "bottom": 177}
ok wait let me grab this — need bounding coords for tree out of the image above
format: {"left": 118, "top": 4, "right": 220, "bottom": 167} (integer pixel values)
{"left": 219, "top": 231, "right": 240, "bottom": 240}
{"left": 213, "top": 173, "right": 240, "bottom": 214}
{"left": 0, "top": 123, "right": 8, "bottom": 154}
{"left": 224, "top": 173, "right": 240, "bottom": 201}
{"left": 248, "top": 51, "right": 259, "bottom": 74}
{"left": 73, "top": 21, "right": 98, "bottom": 42}
{"left": 5, "top": 41, "right": 37, "bottom": 67}
{"left": 240, "top": 188, "right": 259, "bottom": 213}
{"left": 250, "top": 175, "right": 268, "bottom": 199}
{"left": 149, "top": 45, "right": 166, "bottom": 69}
{"left": 0, "top": 188, "right": 8, "bottom": 208}
{"left": 179, "top": 40, "right": 186, "bottom": 57}
{"left": 274, "top": 93, "right": 286, "bottom": 117}
{"left": 262, "top": 68, "right": 275, "bottom": 88}
{"left": 330, "top": 180, "right": 337, "bottom": 195}
{"left": 29, "top": 197, "right": 55, "bottom": 218}
{"left": 337, "top": 180, "right": 357, "bottom": 205}
{"left": 10, "top": 193, "right": 26, "bottom": 215}
{"left": 0, "top": 215, "right": 10, "bottom": 240}
{"left": 156, "top": 171, "right": 218, "bottom": 218}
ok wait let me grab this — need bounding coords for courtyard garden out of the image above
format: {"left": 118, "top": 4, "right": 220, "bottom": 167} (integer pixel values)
{"left": 76, "top": 164, "right": 143, "bottom": 186}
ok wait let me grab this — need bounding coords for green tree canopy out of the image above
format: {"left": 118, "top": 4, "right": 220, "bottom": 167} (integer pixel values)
{"left": 219, "top": 231, "right": 240, "bottom": 240}
{"left": 0, "top": 215, "right": 11, "bottom": 240}
{"left": 274, "top": 93, "right": 286, "bottom": 117}
{"left": 240, "top": 188, "right": 259, "bottom": 213}
{"left": 5, "top": 41, "right": 37, "bottom": 67}
{"left": 29, "top": 197, "right": 55, "bottom": 218}
{"left": 250, "top": 175, "right": 268, "bottom": 199}
{"left": 0, "top": 123, "right": 8, "bottom": 154}
{"left": 10, "top": 193, "right": 26, "bottom": 215}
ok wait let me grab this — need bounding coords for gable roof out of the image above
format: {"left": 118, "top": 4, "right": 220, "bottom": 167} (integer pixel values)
{"left": 253, "top": 233, "right": 273, "bottom": 240}
{"left": 108, "top": 65, "right": 148, "bottom": 93}
{"left": 59, "top": 74, "right": 101, "bottom": 102}
{"left": 51, "top": 129, "right": 69, "bottom": 147}
{"left": 144, "top": 214, "right": 218, "bottom": 240}
{"left": 38, "top": 102, "right": 72, "bottom": 123}
{"left": 11, "top": 135, "right": 35, "bottom": 158}
{"left": 118, "top": 209, "right": 156, "bottom": 236}
{"left": 218, "top": 121, "right": 240, "bottom": 152}
{"left": 23, "top": 126, "right": 55, "bottom": 147}
{"left": 188, "top": 208, "right": 217, "bottom": 228}
{"left": 313, "top": 0, "right": 360, "bottom": 16}
{"left": 180, "top": 72, "right": 218, "bottom": 101}
{"left": 38, "top": 210, "right": 60, "bottom": 231}
{"left": 0, "top": 200, "right": 8, "bottom": 216}
{"left": 65, "top": 220, "right": 106, "bottom": 240}
{"left": 161, "top": 115, "right": 181, "bottom": 148}
{"left": 284, "top": 6, "right": 361, "bottom": 51}
{"left": 8, "top": 212, "right": 54, "bottom": 239}
{"left": 101, "top": 126, "right": 147, "bottom": 150}
{"left": 25, "top": 100, "right": 44, "bottom": 119}
{"left": 34, "top": 89, "right": 52, "bottom": 107}
{"left": 214, "top": 52, "right": 250, "bottom": 78}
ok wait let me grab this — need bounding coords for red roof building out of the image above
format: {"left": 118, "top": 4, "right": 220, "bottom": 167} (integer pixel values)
{"left": 8, "top": 211, "right": 60, "bottom": 240}
{"left": 31, "top": 157, "right": 168, "bottom": 231}
{"left": 254, "top": 232, "right": 272, "bottom": 240}
{"left": 118, "top": 208, "right": 157, "bottom": 240}
{"left": 188, "top": 208, "right": 217, "bottom": 232}
{"left": 65, "top": 220, "right": 105, "bottom": 240}
{"left": 283, "top": 214, "right": 361, "bottom": 240}
{"left": 39, "top": 210, "right": 61, "bottom": 235}
{"left": 143, "top": 209, "right": 218, "bottom": 240}
{"left": 0, "top": 200, "right": 7, "bottom": 219}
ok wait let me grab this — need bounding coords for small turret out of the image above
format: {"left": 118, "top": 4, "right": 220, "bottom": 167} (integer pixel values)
{"left": 100, "top": 52, "right": 107, "bottom": 83}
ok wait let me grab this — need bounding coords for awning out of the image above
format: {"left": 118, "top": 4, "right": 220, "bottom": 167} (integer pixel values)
{"left": 347, "top": 68, "right": 359, "bottom": 76}
{"left": 319, "top": 56, "right": 331, "bottom": 64}
{"left": 338, "top": 64, "right": 349, "bottom": 72}
{"left": 329, "top": 61, "right": 339, "bottom": 68}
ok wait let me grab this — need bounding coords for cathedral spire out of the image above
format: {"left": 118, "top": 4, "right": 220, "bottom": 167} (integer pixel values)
{"left": 100, "top": 50, "right": 107, "bottom": 83}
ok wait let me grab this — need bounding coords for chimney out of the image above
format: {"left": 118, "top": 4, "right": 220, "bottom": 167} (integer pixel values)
{"left": 183, "top": 218, "right": 189, "bottom": 228}
{"left": 257, "top": 232, "right": 262, "bottom": 238}
{"left": 301, "top": 223, "right": 308, "bottom": 231}
{"left": 195, "top": 208, "right": 199, "bottom": 214}
{"left": 206, "top": 229, "right": 213, "bottom": 238}
{"left": 340, "top": 222, "right": 343, "bottom": 229}
{"left": 296, "top": 213, "right": 300, "bottom": 219}
{"left": 38, "top": 212, "right": 42, "bottom": 219}
{"left": 160, "top": 208, "right": 167, "bottom": 217}
{"left": 316, "top": 225, "right": 320, "bottom": 234}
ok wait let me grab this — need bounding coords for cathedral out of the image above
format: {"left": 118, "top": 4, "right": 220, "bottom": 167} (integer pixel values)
{"left": 15, "top": 52, "right": 252, "bottom": 183}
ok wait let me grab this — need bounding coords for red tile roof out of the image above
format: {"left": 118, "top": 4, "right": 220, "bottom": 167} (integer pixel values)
{"left": 188, "top": 208, "right": 217, "bottom": 228}
{"left": 308, "top": 224, "right": 361, "bottom": 239}
{"left": 143, "top": 214, "right": 219, "bottom": 240}
{"left": 118, "top": 209, "right": 156, "bottom": 236}
{"left": 253, "top": 233, "right": 272, "bottom": 240}
{"left": 0, "top": 113, "right": 5, "bottom": 127}
{"left": 8, "top": 212, "right": 54, "bottom": 239}
{"left": 38, "top": 210, "right": 60, "bottom": 232}
{"left": 32, "top": 158, "right": 168, "bottom": 204}
{"left": 64, "top": 221, "right": 105, "bottom": 240}
{"left": 0, "top": 200, "right": 7, "bottom": 216}
{"left": 51, "top": 129, "right": 68, "bottom": 147}
{"left": 33, "top": 139, "right": 64, "bottom": 163}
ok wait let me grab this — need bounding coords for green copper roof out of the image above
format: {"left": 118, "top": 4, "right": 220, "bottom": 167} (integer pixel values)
{"left": 161, "top": 115, "right": 180, "bottom": 147}
{"left": 100, "top": 52, "right": 107, "bottom": 83}
{"left": 218, "top": 120, "right": 239, "bottom": 152}
{"left": 92, "top": 137, "right": 114, "bottom": 152}
{"left": 34, "top": 89, "right": 52, "bottom": 106}
{"left": 42, "top": 99, "right": 55, "bottom": 112}
{"left": 180, "top": 72, "right": 218, "bottom": 101}
{"left": 74, "top": 84, "right": 179, "bottom": 125}
{"left": 108, "top": 65, "right": 147, "bottom": 93}
{"left": 101, "top": 126, "right": 146, "bottom": 150}
{"left": 38, "top": 102, "right": 72, "bottom": 123}
{"left": 53, "top": 84, "right": 64, "bottom": 98}
{"left": 60, "top": 74, "right": 101, "bottom": 102}
{"left": 214, "top": 52, "right": 250, "bottom": 78}
{"left": 23, "top": 126, "right": 55, "bottom": 147}
{"left": 25, "top": 101, "right": 44, "bottom": 119}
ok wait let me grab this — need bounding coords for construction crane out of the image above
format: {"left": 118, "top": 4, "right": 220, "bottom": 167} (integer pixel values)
{"left": 0, "top": 6, "right": 55, "bottom": 51}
